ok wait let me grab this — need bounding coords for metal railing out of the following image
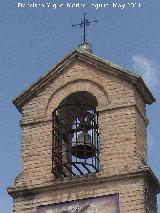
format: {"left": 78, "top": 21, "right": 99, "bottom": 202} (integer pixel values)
{"left": 52, "top": 104, "right": 100, "bottom": 179}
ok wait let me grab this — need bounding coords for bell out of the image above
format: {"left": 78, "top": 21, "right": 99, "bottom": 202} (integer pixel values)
{"left": 78, "top": 111, "right": 94, "bottom": 131}
{"left": 71, "top": 132, "right": 96, "bottom": 159}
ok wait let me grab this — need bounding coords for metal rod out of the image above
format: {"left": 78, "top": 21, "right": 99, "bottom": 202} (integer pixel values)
{"left": 83, "top": 13, "right": 86, "bottom": 43}
{"left": 72, "top": 13, "right": 97, "bottom": 44}
{"left": 72, "top": 163, "right": 84, "bottom": 175}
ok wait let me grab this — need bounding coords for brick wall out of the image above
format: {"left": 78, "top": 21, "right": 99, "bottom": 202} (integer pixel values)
{"left": 9, "top": 60, "right": 158, "bottom": 212}
{"left": 13, "top": 175, "right": 146, "bottom": 213}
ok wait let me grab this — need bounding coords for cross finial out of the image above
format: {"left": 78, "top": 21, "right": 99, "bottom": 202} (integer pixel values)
{"left": 72, "top": 13, "right": 97, "bottom": 44}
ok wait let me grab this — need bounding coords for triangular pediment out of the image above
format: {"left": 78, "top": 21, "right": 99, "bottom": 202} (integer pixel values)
{"left": 13, "top": 49, "right": 155, "bottom": 112}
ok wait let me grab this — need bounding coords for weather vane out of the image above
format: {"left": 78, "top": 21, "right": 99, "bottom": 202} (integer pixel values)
{"left": 72, "top": 13, "right": 97, "bottom": 43}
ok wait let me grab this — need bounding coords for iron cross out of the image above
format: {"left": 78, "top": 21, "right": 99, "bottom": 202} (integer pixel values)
{"left": 72, "top": 13, "right": 97, "bottom": 43}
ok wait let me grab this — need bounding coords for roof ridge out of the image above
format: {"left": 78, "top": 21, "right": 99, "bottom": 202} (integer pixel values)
{"left": 13, "top": 49, "right": 155, "bottom": 113}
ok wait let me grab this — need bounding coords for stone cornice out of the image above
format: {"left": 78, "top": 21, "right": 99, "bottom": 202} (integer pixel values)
{"left": 20, "top": 104, "right": 148, "bottom": 127}
{"left": 20, "top": 116, "right": 52, "bottom": 127}
{"left": 99, "top": 104, "right": 148, "bottom": 125}
{"left": 13, "top": 49, "right": 155, "bottom": 113}
{"left": 8, "top": 166, "right": 160, "bottom": 198}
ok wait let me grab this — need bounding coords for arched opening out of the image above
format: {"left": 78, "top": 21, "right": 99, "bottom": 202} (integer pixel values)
{"left": 52, "top": 91, "right": 100, "bottom": 179}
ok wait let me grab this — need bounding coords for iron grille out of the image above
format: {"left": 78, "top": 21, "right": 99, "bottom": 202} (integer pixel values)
{"left": 52, "top": 104, "right": 100, "bottom": 179}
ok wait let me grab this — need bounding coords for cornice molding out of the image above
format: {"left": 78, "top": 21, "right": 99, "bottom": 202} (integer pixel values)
{"left": 8, "top": 166, "right": 160, "bottom": 198}
{"left": 13, "top": 49, "right": 155, "bottom": 113}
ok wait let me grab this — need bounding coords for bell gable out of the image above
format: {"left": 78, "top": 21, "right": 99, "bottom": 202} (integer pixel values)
{"left": 13, "top": 48, "right": 155, "bottom": 114}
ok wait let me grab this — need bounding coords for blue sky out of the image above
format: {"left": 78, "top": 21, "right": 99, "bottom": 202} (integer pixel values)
{"left": 0, "top": 0, "right": 160, "bottom": 212}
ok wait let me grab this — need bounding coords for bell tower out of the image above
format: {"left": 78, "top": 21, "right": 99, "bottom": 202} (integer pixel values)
{"left": 8, "top": 39, "right": 160, "bottom": 212}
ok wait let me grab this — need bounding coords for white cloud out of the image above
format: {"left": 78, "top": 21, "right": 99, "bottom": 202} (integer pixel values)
{"left": 132, "top": 54, "right": 159, "bottom": 92}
